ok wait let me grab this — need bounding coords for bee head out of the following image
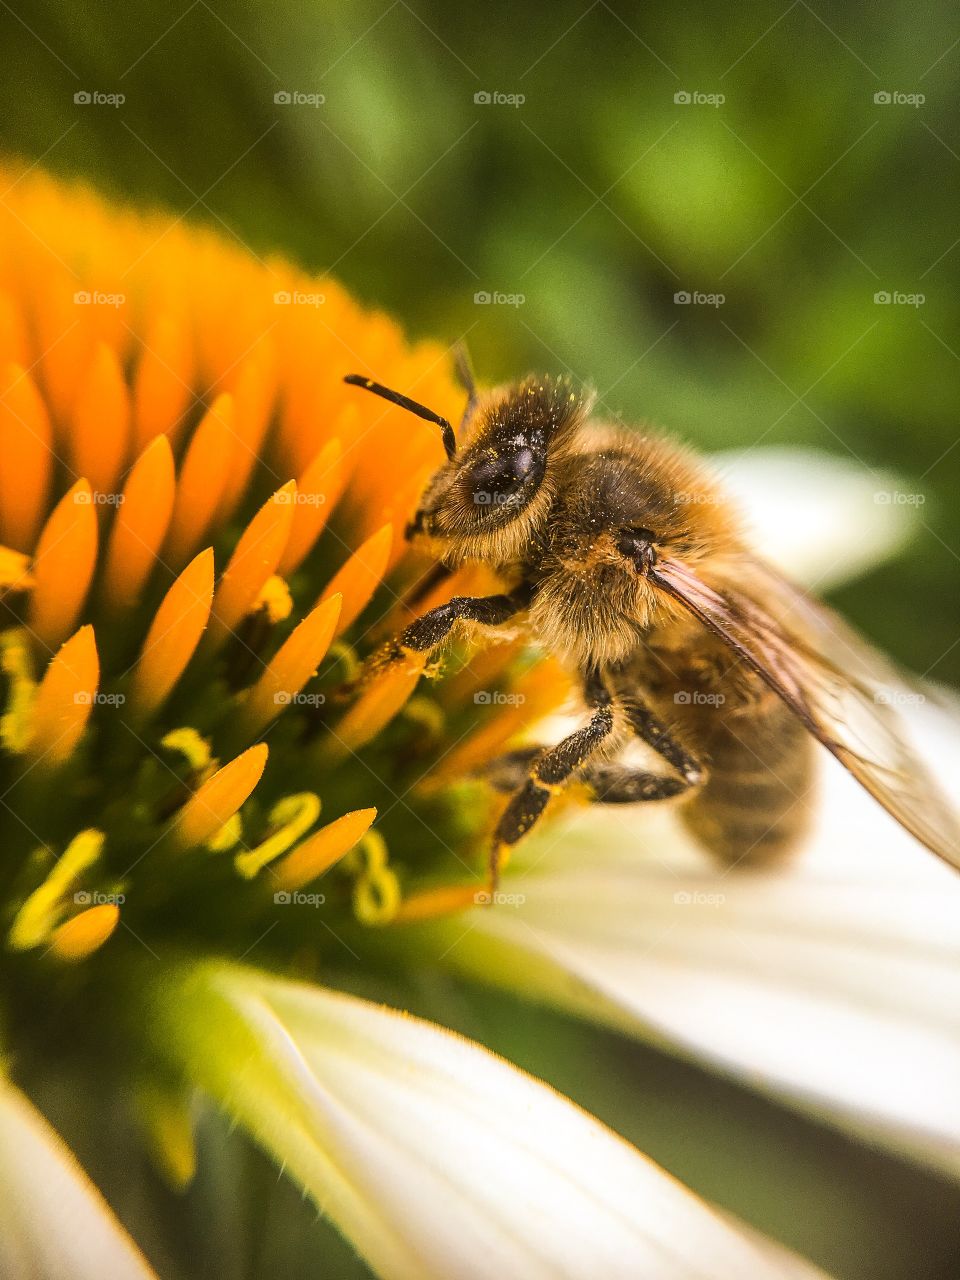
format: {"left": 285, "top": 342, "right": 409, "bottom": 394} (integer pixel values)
{"left": 345, "top": 372, "right": 589, "bottom": 564}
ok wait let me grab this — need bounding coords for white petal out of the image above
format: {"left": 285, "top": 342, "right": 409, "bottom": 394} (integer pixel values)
{"left": 441, "top": 700, "right": 960, "bottom": 1176}
{"left": 146, "top": 963, "right": 828, "bottom": 1280}
{"left": 712, "top": 447, "right": 917, "bottom": 587}
{"left": 0, "top": 1077, "right": 158, "bottom": 1280}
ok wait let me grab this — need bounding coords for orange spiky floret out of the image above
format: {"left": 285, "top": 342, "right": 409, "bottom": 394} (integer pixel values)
{"left": 0, "top": 163, "right": 572, "bottom": 982}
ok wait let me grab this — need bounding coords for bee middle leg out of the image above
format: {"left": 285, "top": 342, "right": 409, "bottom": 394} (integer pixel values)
{"left": 487, "top": 682, "right": 704, "bottom": 891}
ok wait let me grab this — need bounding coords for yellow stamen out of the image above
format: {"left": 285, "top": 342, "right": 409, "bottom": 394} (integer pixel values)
{"left": 99, "top": 435, "right": 176, "bottom": 613}
{"left": 319, "top": 522, "right": 393, "bottom": 637}
{"left": 422, "top": 658, "right": 571, "bottom": 789}
{"left": 201, "top": 481, "right": 296, "bottom": 655}
{"left": 392, "top": 883, "right": 483, "bottom": 922}
{"left": 162, "top": 393, "right": 234, "bottom": 568}
{"left": 133, "top": 313, "right": 194, "bottom": 451}
{"left": 25, "top": 625, "right": 100, "bottom": 767}
{"left": 277, "top": 438, "right": 344, "bottom": 576}
{"left": 49, "top": 903, "right": 120, "bottom": 961}
{"left": 167, "top": 743, "right": 268, "bottom": 851}
{"left": 325, "top": 652, "right": 428, "bottom": 758}
{"left": 70, "top": 342, "right": 130, "bottom": 499}
{"left": 0, "top": 546, "right": 33, "bottom": 595}
{"left": 273, "top": 806, "right": 377, "bottom": 892}
{"left": 28, "top": 479, "right": 98, "bottom": 655}
{"left": 233, "top": 592, "right": 341, "bottom": 742}
{"left": 216, "top": 352, "right": 278, "bottom": 523}
{"left": 128, "top": 548, "right": 214, "bottom": 720}
{"left": 0, "top": 363, "right": 53, "bottom": 552}
{"left": 8, "top": 828, "right": 104, "bottom": 950}
{"left": 235, "top": 793, "right": 321, "bottom": 879}
{"left": 252, "top": 573, "right": 293, "bottom": 624}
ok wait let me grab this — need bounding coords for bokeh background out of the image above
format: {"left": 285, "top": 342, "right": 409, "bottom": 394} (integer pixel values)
{"left": 3, "top": 1, "right": 959, "bottom": 1277}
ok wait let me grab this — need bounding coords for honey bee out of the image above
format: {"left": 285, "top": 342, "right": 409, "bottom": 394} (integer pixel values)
{"left": 345, "top": 360, "right": 960, "bottom": 892}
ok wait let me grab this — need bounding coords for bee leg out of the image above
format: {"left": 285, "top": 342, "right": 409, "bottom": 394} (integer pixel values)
{"left": 364, "top": 585, "right": 532, "bottom": 683}
{"left": 488, "top": 671, "right": 615, "bottom": 892}
{"left": 618, "top": 697, "right": 705, "bottom": 788}
{"left": 577, "top": 761, "right": 696, "bottom": 804}
{"left": 474, "top": 747, "right": 542, "bottom": 793}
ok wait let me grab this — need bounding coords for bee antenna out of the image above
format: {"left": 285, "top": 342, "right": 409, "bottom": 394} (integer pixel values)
{"left": 343, "top": 374, "right": 457, "bottom": 460}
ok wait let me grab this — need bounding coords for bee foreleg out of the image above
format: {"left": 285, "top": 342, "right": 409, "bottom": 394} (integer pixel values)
{"left": 361, "top": 584, "right": 531, "bottom": 684}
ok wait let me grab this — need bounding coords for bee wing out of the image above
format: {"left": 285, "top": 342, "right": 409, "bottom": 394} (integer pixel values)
{"left": 651, "top": 555, "right": 960, "bottom": 871}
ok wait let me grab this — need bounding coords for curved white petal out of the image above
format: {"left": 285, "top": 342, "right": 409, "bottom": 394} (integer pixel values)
{"left": 712, "top": 447, "right": 916, "bottom": 588}
{"left": 145, "top": 962, "right": 828, "bottom": 1280}
{"left": 439, "top": 700, "right": 960, "bottom": 1176}
{"left": 0, "top": 1077, "right": 158, "bottom": 1280}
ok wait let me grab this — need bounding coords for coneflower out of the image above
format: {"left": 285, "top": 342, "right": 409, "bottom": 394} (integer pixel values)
{"left": 0, "top": 165, "right": 952, "bottom": 1280}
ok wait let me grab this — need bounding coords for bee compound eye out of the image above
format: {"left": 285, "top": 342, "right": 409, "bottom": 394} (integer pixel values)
{"left": 617, "top": 528, "right": 658, "bottom": 570}
{"left": 468, "top": 446, "right": 544, "bottom": 510}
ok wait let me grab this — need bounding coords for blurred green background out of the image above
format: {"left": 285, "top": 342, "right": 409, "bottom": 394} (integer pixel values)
{"left": 3, "top": 1, "right": 960, "bottom": 1277}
